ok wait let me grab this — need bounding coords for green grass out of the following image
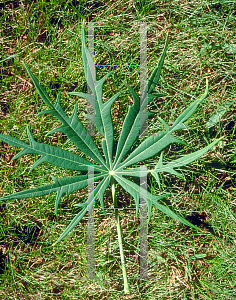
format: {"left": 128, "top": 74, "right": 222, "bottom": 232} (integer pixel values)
{"left": 0, "top": 0, "right": 236, "bottom": 299}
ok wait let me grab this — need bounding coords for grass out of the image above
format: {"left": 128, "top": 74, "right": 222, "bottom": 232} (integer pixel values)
{"left": 0, "top": 0, "right": 236, "bottom": 299}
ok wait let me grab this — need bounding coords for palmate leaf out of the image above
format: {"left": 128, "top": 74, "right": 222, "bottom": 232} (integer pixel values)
{"left": 0, "top": 25, "right": 222, "bottom": 250}
{"left": 113, "top": 35, "right": 169, "bottom": 168}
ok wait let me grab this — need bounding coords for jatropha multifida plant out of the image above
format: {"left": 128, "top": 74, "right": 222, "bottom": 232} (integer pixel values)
{"left": 0, "top": 25, "right": 222, "bottom": 293}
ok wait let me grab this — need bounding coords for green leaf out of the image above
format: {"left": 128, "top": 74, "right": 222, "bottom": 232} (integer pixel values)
{"left": 80, "top": 23, "right": 112, "bottom": 137}
{"left": 70, "top": 25, "right": 124, "bottom": 168}
{"left": 24, "top": 62, "right": 53, "bottom": 108}
{"left": 1, "top": 25, "right": 225, "bottom": 255}
{"left": 114, "top": 174, "right": 197, "bottom": 228}
{"left": 118, "top": 79, "right": 209, "bottom": 169}
{"left": 0, "top": 128, "right": 104, "bottom": 173}
{"left": 120, "top": 132, "right": 185, "bottom": 169}
{"left": 151, "top": 138, "right": 222, "bottom": 181}
{"left": 0, "top": 174, "right": 104, "bottom": 215}
{"left": 113, "top": 82, "right": 140, "bottom": 166}
{"left": 101, "top": 90, "right": 124, "bottom": 168}
{"left": 23, "top": 72, "right": 103, "bottom": 165}
{"left": 205, "top": 100, "right": 235, "bottom": 130}
{"left": 170, "top": 78, "right": 209, "bottom": 130}
{"left": 53, "top": 175, "right": 111, "bottom": 245}
{"left": 52, "top": 206, "right": 87, "bottom": 246}
{"left": 150, "top": 196, "right": 199, "bottom": 229}
{"left": 36, "top": 91, "right": 106, "bottom": 167}
{"left": 116, "top": 166, "right": 148, "bottom": 178}
{"left": 114, "top": 173, "right": 170, "bottom": 218}
{"left": 157, "top": 117, "right": 170, "bottom": 131}
{"left": 113, "top": 38, "right": 168, "bottom": 168}
{"left": 148, "top": 34, "right": 168, "bottom": 94}
{"left": 68, "top": 92, "right": 95, "bottom": 108}
{"left": 95, "top": 175, "right": 111, "bottom": 210}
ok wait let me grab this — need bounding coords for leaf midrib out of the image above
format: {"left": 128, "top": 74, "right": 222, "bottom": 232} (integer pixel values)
{"left": 117, "top": 128, "right": 172, "bottom": 170}
{"left": 53, "top": 100, "right": 107, "bottom": 169}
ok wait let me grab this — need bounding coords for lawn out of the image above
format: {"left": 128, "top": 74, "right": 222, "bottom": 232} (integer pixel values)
{"left": 0, "top": 0, "right": 235, "bottom": 299}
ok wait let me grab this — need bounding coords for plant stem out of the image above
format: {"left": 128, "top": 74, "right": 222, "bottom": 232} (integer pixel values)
{"left": 111, "top": 176, "right": 130, "bottom": 294}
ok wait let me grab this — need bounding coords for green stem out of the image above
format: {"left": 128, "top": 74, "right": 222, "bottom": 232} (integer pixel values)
{"left": 111, "top": 176, "right": 130, "bottom": 294}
